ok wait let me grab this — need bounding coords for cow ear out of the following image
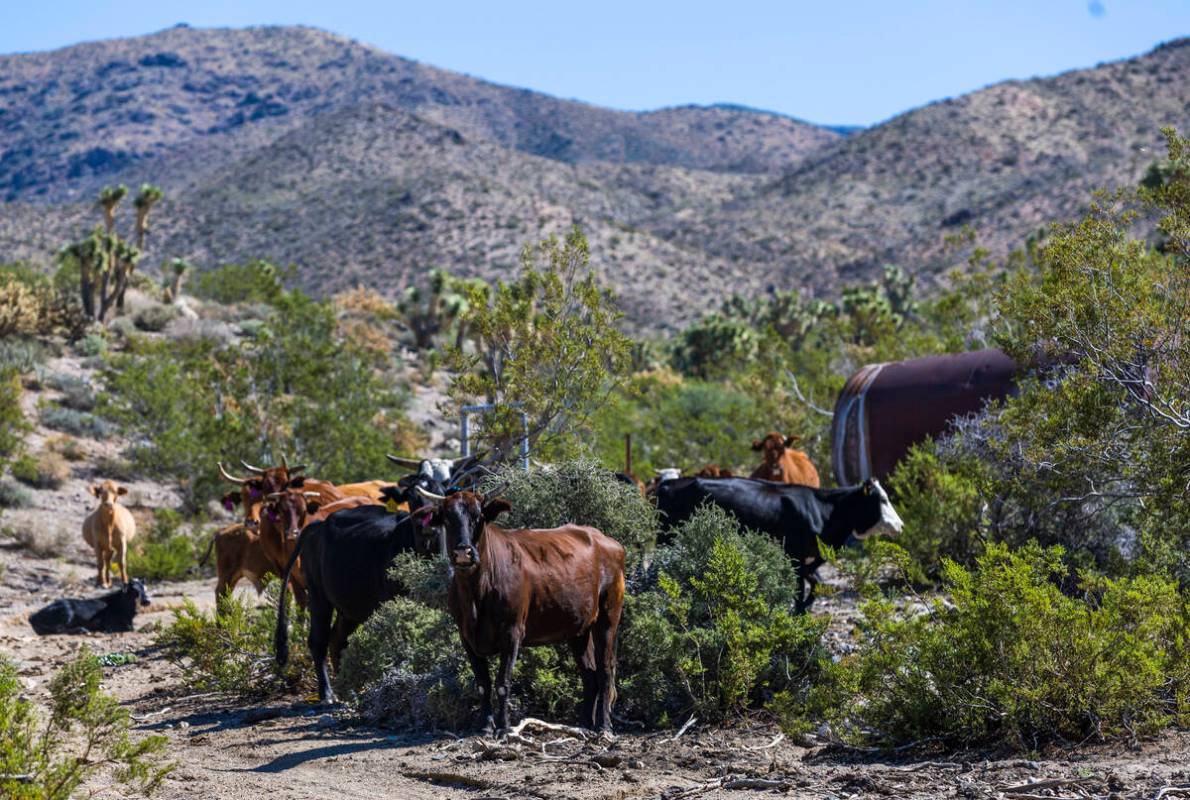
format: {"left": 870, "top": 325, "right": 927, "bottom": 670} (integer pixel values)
{"left": 750, "top": 439, "right": 763, "bottom": 451}
{"left": 88, "top": 485, "right": 100, "bottom": 497}
{"left": 482, "top": 498, "right": 511, "bottom": 522}
{"left": 306, "top": 501, "right": 321, "bottom": 515}
{"left": 784, "top": 435, "right": 799, "bottom": 448}
{"left": 116, "top": 486, "right": 128, "bottom": 496}
{"left": 287, "top": 476, "right": 306, "bottom": 489}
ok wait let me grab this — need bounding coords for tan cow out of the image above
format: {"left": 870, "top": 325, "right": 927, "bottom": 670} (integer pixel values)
{"left": 82, "top": 480, "right": 137, "bottom": 587}
{"left": 199, "top": 522, "right": 278, "bottom": 608}
{"left": 749, "top": 432, "right": 821, "bottom": 488}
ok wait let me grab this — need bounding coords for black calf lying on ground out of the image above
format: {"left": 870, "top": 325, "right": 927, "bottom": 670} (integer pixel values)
{"left": 29, "top": 579, "right": 151, "bottom": 635}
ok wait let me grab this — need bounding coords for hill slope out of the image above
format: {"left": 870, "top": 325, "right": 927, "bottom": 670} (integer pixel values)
{"left": 0, "top": 27, "right": 1186, "bottom": 330}
{"left": 0, "top": 24, "right": 837, "bottom": 203}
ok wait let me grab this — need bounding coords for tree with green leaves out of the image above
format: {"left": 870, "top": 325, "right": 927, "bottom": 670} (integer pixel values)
{"left": 396, "top": 268, "right": 484, "bottom": 350}
{"left": 447, "top": 227, "right": 632, "bottom": 458}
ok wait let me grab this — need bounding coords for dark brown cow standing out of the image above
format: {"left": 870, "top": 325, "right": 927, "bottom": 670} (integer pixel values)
{"left": 424, "top": 490, "right": 626, "bottom": 734}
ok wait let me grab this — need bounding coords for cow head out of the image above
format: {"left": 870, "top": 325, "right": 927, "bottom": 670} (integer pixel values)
{"left": 262, "top": 488, "right": 323, "bottom": 543}
{"left": 124, "top": 578, "right": 151, "bottom": 606}
{"left": 850, "top": 479, "right": 905, "bottom": 540}
{"left": 415, "top": 488, "right": 510, "bottom": 570}
{"left": 218, "top": 460, "right": 306, "bottom": 530}
{"left": 89, "top": 480, "right": 128, "bottom": 508}
{"left": 752, "top": 431, "right": 799, "bottom": 462}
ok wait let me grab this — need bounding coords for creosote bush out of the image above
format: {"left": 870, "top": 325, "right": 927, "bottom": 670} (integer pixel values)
{"left": 156, "top": 579, "right": 311, "bottom": 696}
{"left": 824, "top": 543, "right": 1190, "bottom": 749}
{"left": 11, "top": 451, "right": 70, "bottom": 490}
{"left": 484, "top": 458, "right": 657, "bottom": 561}
{"left": 128, "top": 509, "right": 208, "bottom": 582}
{"left": 0, "top": 651, "right": 172, "bottom": 799}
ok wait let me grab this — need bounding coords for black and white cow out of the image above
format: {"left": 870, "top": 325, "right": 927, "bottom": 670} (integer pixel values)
{"left": 29, "top": 579, "right": 151, "bottom": 635}
{"left": 655, "top": 477, "right": 904, "bottom": 612}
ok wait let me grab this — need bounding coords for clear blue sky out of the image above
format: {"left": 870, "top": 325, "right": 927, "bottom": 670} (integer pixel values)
{"left": 2, "top": 1, "right": 1187, "bottom": 126}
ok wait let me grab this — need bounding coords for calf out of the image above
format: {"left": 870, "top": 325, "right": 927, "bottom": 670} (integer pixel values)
{"left": 749, "top": 432, "right": 821, "bottom": 487}
{"left": 656, "top": 476, "right": 903, "bottom": 612}
{"left": 30, "top": 579, "right": 151, "bottom": 635}
{"left": 82, "top": 480, "right": 137, "bottom": 587}
{"left": 420, "top": 488, "right": 626, "bottom": 734}
{"left": 198, "top": 522, "right": 278, "bottom": 607}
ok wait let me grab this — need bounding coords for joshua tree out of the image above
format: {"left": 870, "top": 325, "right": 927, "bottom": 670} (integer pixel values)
{"left": 162, "top": 257, "right": 190, "bottom": 303}
{"left": 67, "top": 185, "right": 161, "bottom": 321}
{"left": 118, "top": 184, "right": 164, "bottom": 312}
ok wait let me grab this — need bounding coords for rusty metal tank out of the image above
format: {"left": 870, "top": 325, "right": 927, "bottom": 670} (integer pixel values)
{"left": 831, "top": 348, "right": 1018, "bottom": 485}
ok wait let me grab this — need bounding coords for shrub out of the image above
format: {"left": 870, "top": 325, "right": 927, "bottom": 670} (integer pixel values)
{"left": 191, "top": 260, "right": 292, "bottom": 306}
{"left": 0, "top": 651, "right": 172, "bottom": 799}
{"left": 827, "top": 543, "right": 1190, "bottom": 749}
{"left": 93, "top": 455, "right": 139, "bottom": 481}
{"left": 77, "top": 332, "right": 108, "bottom": 358}
{"left": 885, "top": 440, "right": 988, "bottom": 581}
{"left": 39, "top": 405, "right": 112, "bottom": 439}
{"left": 128, "top": 510, "right": 208, "bottom": 582}
{"left": 10, "top": 521, "right": 76, "bottom": 558}
{"left": 0, "top": 367, "right": 26, "bottom": 468}
{"left": 43, "top": 372, "right": 96, "bottom": 412}
{"left": 10, "top": 451, "right": 70, "bottom": 489}
{"left": 156, "top": 579, "right": 311, "bottom": 696}
{"left": 616, "top": 505, "right": 830, "bottom": 726}
{"left": 483, "top": 459, "right": 657, "bottom": 562}
{"left": 0, "top": 479, "right": 32, "bottom": 509}
{"left": 46, "top": 435, "right": 85, "bottom": 462}
{"left": 0, "top": 339, "right": 54, "bottom": 373}
{"left": 132, "top": 303, "right": 181, "bottom": 332}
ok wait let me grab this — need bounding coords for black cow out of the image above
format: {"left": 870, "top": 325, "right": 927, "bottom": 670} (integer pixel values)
{"left": 655, "top": 477, "right": 903, "bottom": 612}
{"left": 29, "top": 579, "right": 151, "bottom": 635}
{"left": 275, "top": 479, "right": 445, "bottom": 705}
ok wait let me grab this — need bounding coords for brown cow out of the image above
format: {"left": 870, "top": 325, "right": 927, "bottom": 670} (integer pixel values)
{"left": 695, "top": 463, "right": 734, "bottom": 478}
{"left": 749, "top": 432, "right": 821, "bottom": 487}
{"left": 419, "top": 488, "right": 625, "bottom": 734}
{"left": 200, "top": 522, "right": 277, "bottom": 607}
{"left": 82, "top": 480, "right": 136, "bottom": 587}
{"left": 335, "top": 480, "right": 399, "bottom": 502}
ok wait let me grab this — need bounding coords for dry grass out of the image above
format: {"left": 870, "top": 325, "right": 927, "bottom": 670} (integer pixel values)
{"left": 9, "top": 521, "right": 78, "bottom": 559}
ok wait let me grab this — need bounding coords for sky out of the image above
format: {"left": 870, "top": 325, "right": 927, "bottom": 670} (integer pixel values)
{"left": 1, "top": 1, "right": 1187, "bottom": 126}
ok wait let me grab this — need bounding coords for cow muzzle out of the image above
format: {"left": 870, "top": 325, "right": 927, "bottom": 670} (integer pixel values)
{"left": 452, "top": 544, "right": 479, "bottom": 568}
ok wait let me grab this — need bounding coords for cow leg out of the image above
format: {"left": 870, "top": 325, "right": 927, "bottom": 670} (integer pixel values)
{"left": 795, "top": 557, "right": 823, "bottom": 614}
{"left": 95, "top": 548, "right": 106, "bottom": 587}
{"left": 463, "top": 642, "right": 495, "bottom": 735}
{"left": 291, "top": 582, "right": 309, "bottom": 610}
{"left": 494, "top": 639, "right": 521, "bottom": 734}
{"left": 306, "top": 591, "right": 336, "bottom": 705}
{"left": 329, "top": 615, "right": 360, "bottom": 673}
{"left": 569, "top": 634, "right": 598, "bottom": 729}
{"left": 117, "top": 538, "right": 129, "bottom": 584}
{"left": 593, "top": 580, "right": 624, "bottom": 733}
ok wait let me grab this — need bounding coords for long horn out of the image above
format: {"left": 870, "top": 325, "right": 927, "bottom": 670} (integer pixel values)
{"left": 416, "top": 486, "right": 447, "bottom": 502}
{"left": 387, "top": 454, "right": 424, "bottom": 469}
{"left": 281, "top": 454, "right": 288, "bottom": 469}
{"left": 218, "top": 462, "right": 250, "bottom": 484}
{"left": 450, "top": 449, "right": 488, "bottom": 466}
{"left": 289, "top": 464, "right": 307, "bottom": 473}
{"left": 302, "top": 491, "right": 321, "bottom": 498}
{"left": 266, "top": 492, "right": 285, "bottom": 500}
{"left": 241, "top": 460, "right": 267, "bottom": 474}
{"left": 483, "top": 481, "right": 509, "bottom": 498}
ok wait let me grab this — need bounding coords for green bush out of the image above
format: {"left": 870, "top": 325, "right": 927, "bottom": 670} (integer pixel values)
{"left": 0, "top": 339, "right": 54, "bottom": 373}
{"left": 617, "top": 505, "right": 830, "bottom": 727}
{"left": 46, "top": 435, "right": 85, "bottom": 462}
{"left": 128, "top": 510, "right": 208, "bottom": 582}
{"left": 191, "top": 260, "right": 292, "bottom": 306}
{"left": 0, "top": 479, "right": 32, "bottom": 509}
{"left": 0, "top": 367, "right": 27, "bottom": 468}
{"left": 156, "top": 579, "right": 311, "bottom": 697}
{"left": 885, "top": 440, "right": 987, "bottom": 581}
{"left": 483, "top": 458, "right": 657, "bottom": 561}
{"left": 44, "top": 372, "right": 96, "bottom": 412}
{"left": 132, "top": 304, "right": 180, "bottom": 332}
{"left": 77, "top": 332, "right": 107, "bottom": 358}
{"left": 827, "top": 543, "right": 1190, "bottom": 749}
{"left": 0, "top": 651, "right": 172, "bottom": 799}
{"left": 99, "top": 292, "right": 409, "bottom": 510}
{"left": 10, "top": 451, "right": 70, "bottom": 490}
{"left": 39, "top": 405, "right": 112, "bottom": 439}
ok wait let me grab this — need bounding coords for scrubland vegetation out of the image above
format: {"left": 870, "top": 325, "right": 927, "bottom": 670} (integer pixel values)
{"left": 2, "top": 130, "right": 1189, "bottom": 759}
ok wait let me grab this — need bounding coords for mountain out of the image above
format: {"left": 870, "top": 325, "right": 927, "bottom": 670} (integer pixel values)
{"left": 0, "top": 26, "right": 1186, "bottom": 331}
{"left": 0, "top": 24, "right": 838, "bottom": 203}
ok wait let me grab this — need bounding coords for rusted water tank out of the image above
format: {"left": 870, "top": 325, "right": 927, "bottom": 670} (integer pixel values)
{"left": 831, "top": 348, "right": 1018, "bottom": 485}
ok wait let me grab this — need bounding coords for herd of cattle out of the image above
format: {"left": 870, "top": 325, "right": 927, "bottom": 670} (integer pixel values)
{"left": 29, "top": 431, "right": 903, "bottom": 734}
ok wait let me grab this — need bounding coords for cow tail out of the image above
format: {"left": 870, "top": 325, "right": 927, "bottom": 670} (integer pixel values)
{"left": 274, "top": 526, "right": 308, "bottom": 669}
{"left": 197, "top": 530, "right": 217, "bottom": 569}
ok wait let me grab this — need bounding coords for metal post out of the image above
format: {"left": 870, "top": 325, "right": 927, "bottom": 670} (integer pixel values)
{"left": 460, "top": 413, "right": 470, "bottom": 458}
{"left": 459, "top": 403, "right": 529, "bottom": 471}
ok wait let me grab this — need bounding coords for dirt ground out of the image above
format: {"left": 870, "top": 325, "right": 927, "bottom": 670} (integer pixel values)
{"left": 6, "top": 538, "right": 1190, "bottom": 800}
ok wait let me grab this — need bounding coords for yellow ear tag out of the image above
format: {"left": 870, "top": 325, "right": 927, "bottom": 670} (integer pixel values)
{"left": 386, "top": 498, "right": 401, "bottom": 513}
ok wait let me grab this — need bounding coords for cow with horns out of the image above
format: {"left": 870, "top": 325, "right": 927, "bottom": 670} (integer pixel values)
{"left": 413, "top": 484, "right": 626, "bottom": 734}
